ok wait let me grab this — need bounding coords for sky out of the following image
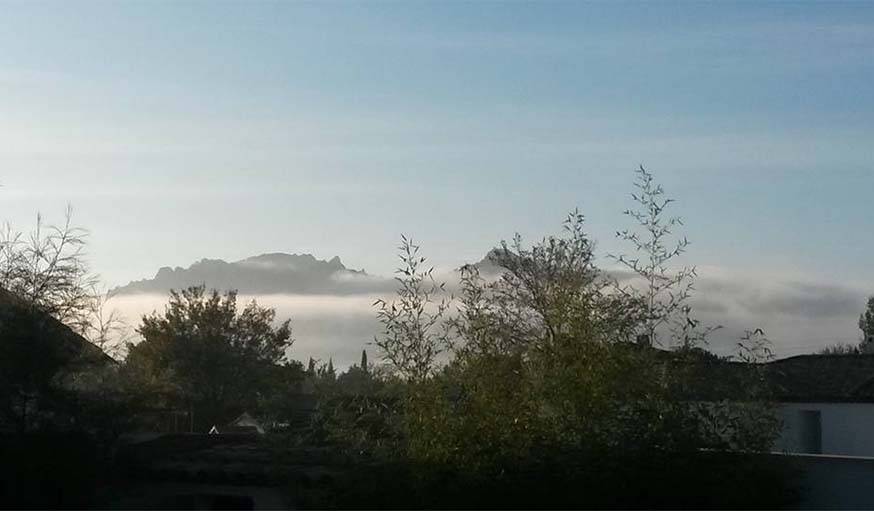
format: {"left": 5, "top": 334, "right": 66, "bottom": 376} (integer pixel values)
{"left": 1, "top": 1, "right": 873, "bottom": 361}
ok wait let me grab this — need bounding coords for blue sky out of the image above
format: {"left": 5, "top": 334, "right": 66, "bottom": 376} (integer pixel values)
{"left": 1, "top": 1, "right": 873, "bottom": 357}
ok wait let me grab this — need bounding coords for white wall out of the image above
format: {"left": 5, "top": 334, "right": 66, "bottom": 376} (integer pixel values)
{"left": 776, "top": 402, "right": 874, "bottom": 457}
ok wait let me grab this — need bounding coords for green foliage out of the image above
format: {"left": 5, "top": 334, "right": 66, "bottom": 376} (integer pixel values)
{"left": 814, "top": 297, "right": 874, "bottom": 354}
{"left": 0, "top": 208, "right": 97, "bottom": 330}
{"left": 318, "top": 166, "right": 789, "bottom": 508}
{"left": 0, "top": 209, "right": 112, "bottom": 431}
{"left": 307, "top": 365, "right": 405, "bottom": 459}
{"left": 408, "top": 208, "right": 708, "bottom": 469}
{"left": 292, "top": 443, "right": 798, "bottom": 509}
{"left": 611, "top": 165, "right": 704, "bottom": 347}
{"left": 336, "top": 365, "right": 372, "bottom": 395}
{"left": 450, "top": 212, "right": 643, "bottom": 360}
{"left": 859, "top": 296, "right": 874, "bottom": 353}
{"left": 818, "top": 343, "right": 861, "bottom": 355}
{"left": 125, "top": 285, "right": 294, "bottom": 429}
{"left": 861, "top": 296, "right": 874, "bottom": 340}
{"left": 373, "top": 236, "right": 450, "bottom": 383}
{"left": 487, "top": 211, "right": 609, "bottom": 347}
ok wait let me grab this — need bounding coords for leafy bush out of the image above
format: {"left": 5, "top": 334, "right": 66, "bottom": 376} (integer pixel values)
{"left": 304, "top": 167, "right": 793, "bottom": 508}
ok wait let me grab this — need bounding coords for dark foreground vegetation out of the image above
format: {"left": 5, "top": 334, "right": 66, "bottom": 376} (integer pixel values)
{"left": 289, "top": 451, "right": 798, "bottom": 509}
{"left": 0, "top": 168, "right": 801, "bottom": 509}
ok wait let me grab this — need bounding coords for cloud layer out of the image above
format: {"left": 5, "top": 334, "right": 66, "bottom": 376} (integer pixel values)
{"left": 687, "top": 277, "right": 865, "bottom": 357}
{"left": 108, "top": 253, "right": 870, "bottom": 368}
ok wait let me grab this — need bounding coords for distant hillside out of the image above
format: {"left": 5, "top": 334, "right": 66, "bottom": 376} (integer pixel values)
{"left": 113, "top": 253, "right": 394, "bottom": 296}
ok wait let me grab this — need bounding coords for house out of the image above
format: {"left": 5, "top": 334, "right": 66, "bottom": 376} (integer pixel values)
{"left": 208, "top": 411, "right": 265, "bottom": 435}
{"left": 767, "top": 354, "right": 874, "bottom": 457}
{"left": 0, "top": 289, "right": 115, "bottom": 430}
{"left": 649, "top": 348, "right": 874, "bottom": 458}
{"left": 0, "top": 288, "right": 114, "bottom": 369}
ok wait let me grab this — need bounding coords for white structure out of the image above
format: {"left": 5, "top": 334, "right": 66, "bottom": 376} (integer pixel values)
{"left": 775, "top": 402, "right": 874, "bottom": 456}
{"left": 208, "top": 411, "right": 265, "bottom": 435}
{"left": 229, "top": 412, "right": 265, "bottom": 434}
{"left": 768, "top": 355, "right": 874, "bottom": 457}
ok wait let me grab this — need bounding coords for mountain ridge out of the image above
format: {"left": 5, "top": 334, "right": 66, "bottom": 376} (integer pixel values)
{"left": 113, "top": 252, "right": 393, "bottom": 296}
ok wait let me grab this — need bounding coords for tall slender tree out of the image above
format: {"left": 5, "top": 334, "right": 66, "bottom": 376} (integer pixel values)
{"left": 860, "top": 296, "right": 874, "bottom": 346}
{"left": 373, "top": 236, "right": 449, "bottom": 383}
{"left": 610, "top": 166, "right": 701, "bottom": 347}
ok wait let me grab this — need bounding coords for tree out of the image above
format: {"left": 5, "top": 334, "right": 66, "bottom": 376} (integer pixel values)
{"left": 377, "top": 213, "right": 650, "bottom": 468}
{"left": 0, "top": 208, "right": 106, "bottom": 430}
{"left": 125, "top": 285, "right": 293, "bottom": 430}
{"left": 610, "top": 166, "right": 700, "bottom": 347}
{"left": 373, "top": 236, "right": 450, "bottom": 383}
{"left": 361, "top": 349, "right": 369, "bottom": 374}
{"left": 399, "top": 169, "right": 775, "bottom": 467}
{"left": 325, "top": 358, "right": 336, "bottom": 380}
{"left": 815, "top": 297, "right": 874, "bottom": 355}
{"left": 479, "top": 210, "right": 641, "bottom": 350}
{"left": 335, "top": 357, "right": 379, "bottom": 397}
{"left": 81, "top": 289, "right": 133, "bottom": 361}
{"left": 0, "top": 207, "right": 97, "bottom": 329}
{"left": 818, "top": 343, "right": 860, "bottom": 355}
{"left": 317, "top": 167, "right": 788, "bottom": 508}
{"left": 860, "top": 296, "right": 874, "bottom": 349}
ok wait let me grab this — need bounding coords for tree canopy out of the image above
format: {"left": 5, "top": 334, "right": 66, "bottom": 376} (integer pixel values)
{"left": 125, "top": 285, "right": 293, "bottom": 429}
